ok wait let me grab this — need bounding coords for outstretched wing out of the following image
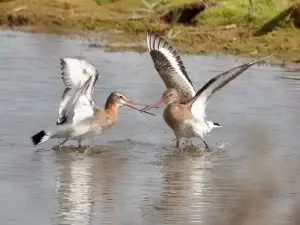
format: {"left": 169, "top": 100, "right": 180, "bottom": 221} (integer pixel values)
{"left": 60, "top": 58, "right": 98, "bottom": 87}
{"left": 64, "top": 76, "right": 95, "bottom": 125}
{"left": 56, "top": 87, "right": 77, "bottom": 125}
{"left": 60, "top": 58, "right": 99, "bottom": 103}
{"left": 57, "top": 58, "right": 99, "bottom": 125}
{"left": 188, "top": 55, "right": 272, "bottom": 121}
{"left": 146, "top": 30, "right": 195, "bottom": 103}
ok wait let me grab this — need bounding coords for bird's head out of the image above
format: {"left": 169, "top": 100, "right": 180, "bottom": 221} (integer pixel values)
{"left": 139, "top": 88, "right": 180, "bottom": 113}
{"left": 162, "top": 88, "right": 180, "bottom": 104}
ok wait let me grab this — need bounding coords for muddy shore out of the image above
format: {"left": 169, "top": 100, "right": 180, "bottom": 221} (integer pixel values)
{"left": 1, "top": 0, "right": 300, "bottom": 69}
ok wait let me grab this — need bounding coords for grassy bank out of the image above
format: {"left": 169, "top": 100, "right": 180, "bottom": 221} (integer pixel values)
{"left": 0, "top": 0, "right": 300, "bottom": 65}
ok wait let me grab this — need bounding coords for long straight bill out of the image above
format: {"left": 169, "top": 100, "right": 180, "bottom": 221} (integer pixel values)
{"left": 140, "top": 99, "right": 164, "bottom": 113}
{"left": 126, "top": 100, "right": 156, "bottom": 116}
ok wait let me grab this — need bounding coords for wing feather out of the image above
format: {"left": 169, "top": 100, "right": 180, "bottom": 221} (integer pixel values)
{"left": 60, "top": 58, "right": 98, "bottom": 88}
{"left": 56, "top": 87, "right": 76, "bottom": 125}
{"left": 146, "top": 30, "right": 195, "bottom": 103}
{"left": 57, "top": 58, "right": 99, "bottom": 125}
{"left": 188, "top": 55, "right": 272, "bottom": 121}
{"left": 64, "top": 76, "right": 94, "bottom": 124}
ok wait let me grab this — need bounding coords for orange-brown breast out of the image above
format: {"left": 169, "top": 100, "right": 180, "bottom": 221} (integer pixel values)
{"left": 163, "top": 103, "right": 191, "bottom": 131}
{"left": 93, "top": 105, "right": 118, "bottom": 128}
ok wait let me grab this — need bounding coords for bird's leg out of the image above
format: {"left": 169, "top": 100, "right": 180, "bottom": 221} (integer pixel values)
{"left": 176, "top": 136, "right": 181, "bottom": 149}
{"left": 78, "top": 140, "right": 82, "bottom": 148}
{"left": 84, "top": 145, "right": 92, "bottom": 154}
{"left": 58, "top": 138, "right": 68, "bottom": 151}
{"left": 201, "top": 138, "right": 210, "bottom": 150}
{"left": 57, "top": 140, "right": 61, "bottom": 150}
{"left": 84, "top": 138, "right": 94, "bottom": 154}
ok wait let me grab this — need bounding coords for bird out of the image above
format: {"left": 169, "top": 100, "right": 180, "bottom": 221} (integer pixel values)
{"left": 31, "top": 58, "right": 154, "bottom": 150}
{"left": 55, "top": 58, "right": 100, "bottom": 148}
{"left": 141, "top": 30, "right": 271, "bottom": 149}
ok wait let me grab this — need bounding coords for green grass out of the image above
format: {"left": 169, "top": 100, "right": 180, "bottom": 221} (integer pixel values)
{"left": 197, "top": 0, "right": 295, "bottom": 26}
{"left": 0, "top": 0, "right": 299, "bottom": 64}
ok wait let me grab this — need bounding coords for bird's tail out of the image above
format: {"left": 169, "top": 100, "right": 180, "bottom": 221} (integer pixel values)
{"left": 213, "top": 122, "right": 222, "bottom": 128}
{"left": 31, "top": 130, "right": 51, "bottom": 146}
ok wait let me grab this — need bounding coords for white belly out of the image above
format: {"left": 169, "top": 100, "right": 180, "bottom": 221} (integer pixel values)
{"left": 175, "top": 119, "right": 210, "bottom": 138}
{"left": 70, "top": 122, "right": 103, "bottom": 140}
{"left": 53, "top": 118, "right": 113, "bottom": 141}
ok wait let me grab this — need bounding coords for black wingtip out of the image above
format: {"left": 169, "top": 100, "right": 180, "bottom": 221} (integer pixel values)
{"left": 31, "top": 130, "right": 46, "bottom": 146}
{"left": 213, "top": 122, "right": 222, "bottom": 127}
{"left": 60, "top": 58, "right": 65, "bottom": 74}
{"left": 60, "top": 58, "right": 66, "bottom": 67}
{"left": 147, "top": 30, "right": 163, "bottom": 39}
{"left": 147, "top": 30, "right": 155, "bottom": 35}
{"left": 56, "top": 116, "right": 67, "bottom": 126}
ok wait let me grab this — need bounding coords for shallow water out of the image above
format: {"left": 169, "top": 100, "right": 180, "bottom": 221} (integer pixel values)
{"left": 1, "top": 30, "right": 300, "bottom": 225}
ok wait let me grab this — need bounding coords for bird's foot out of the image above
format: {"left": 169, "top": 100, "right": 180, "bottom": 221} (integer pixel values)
{"left": 175, "top": 143, "right": 184, "bottom": 152}
{"left": 57, "top": 142, "right": 63, "bottom": 152}
{"left": 84, "top": 144, "right": 93, "bottom": 154}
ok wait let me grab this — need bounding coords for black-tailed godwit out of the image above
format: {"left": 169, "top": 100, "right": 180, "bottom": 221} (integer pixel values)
{"left": 142, "top": 31, "right": 271, "bottom": 149}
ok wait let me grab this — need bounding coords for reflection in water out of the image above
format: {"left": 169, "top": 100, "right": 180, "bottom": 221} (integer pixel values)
{"left": 89, "top": 148, "right": 124, "bottom": 224}
{"left": 54, "top": 146, "right": 127, "bottom": 225}
{"left": 189, "top": 153, "right": 212, "bottom": 223}
{"left": 152, "top": 150, "right": 211, "bottom": 224}
{"left": 55, "top": 154, "right": 93, "bottom": 225}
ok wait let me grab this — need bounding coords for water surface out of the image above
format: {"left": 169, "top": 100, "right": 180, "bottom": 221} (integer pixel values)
{"left": 0, "top": 30, "right": 300, "bottom": 225}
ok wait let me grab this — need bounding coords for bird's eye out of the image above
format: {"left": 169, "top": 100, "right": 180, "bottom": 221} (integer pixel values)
{"left": 119, "top": 95, "right": 124, "bottom": 99}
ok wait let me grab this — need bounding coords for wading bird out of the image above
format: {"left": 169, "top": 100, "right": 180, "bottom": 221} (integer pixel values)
{"left": 31, "top": 58, "right": 153, "bottom": 150}
{"left": 141, "top": 31, "right": 271, "bottom": 149}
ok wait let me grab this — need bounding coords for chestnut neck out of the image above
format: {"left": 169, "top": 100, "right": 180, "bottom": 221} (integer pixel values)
{"left": 166, "top": 97, "right": 180, "bottom": 105}
{"left": 105, "top": 98, "right": 120, "bottom": 114}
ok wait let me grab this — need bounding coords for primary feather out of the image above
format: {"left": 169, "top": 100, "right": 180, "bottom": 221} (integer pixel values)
{"left": 146, "top": 31, "right": 195, "bottom": 103}
{"left": 60, "top": 58, "right": 98, "bottom": 88}
{"left": 188, "top": 55, "right": 272, "bottom": 121}
{"left": 57, "top": 58, "right": 99, "bottom": 125}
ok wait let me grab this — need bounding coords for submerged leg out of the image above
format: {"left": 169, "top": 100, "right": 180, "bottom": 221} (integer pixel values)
{"left": 57, "top": 140, "right": 60, "bottom": 149}
{"left": 84, "top": 138, "right": 94, "bottom": 154}
{"left": 78, "top": 140, "right": 82, "bottom": 148}
{"left": 176, "top": 136, "right": 181, "bottom": 148}
{"left": 201, "top": 138, "right": 210, "bottom": 150}
{"left": 58, "top": 138, "right": 69, "bottom": 151}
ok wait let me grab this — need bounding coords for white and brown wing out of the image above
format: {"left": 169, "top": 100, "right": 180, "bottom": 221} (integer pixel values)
{"left": 188, "top": 55, "right": 272, "bottom": 121}
{"left": 57, "top": 58, "right": 99, "bottom": 125}
{"left": 60, "top": 58, "right": 99, "bottom": 103}
{"left": 146, "top": 31, "right": 195, "bottom": 103}
{"left": 56, "top": 87, "right": 76, "bottom": 125}
{"left": 60, "top": 58, "right": 98, "bottom": 88}
{"left": 64, "top": 76, "right": 95, "bottom": 125}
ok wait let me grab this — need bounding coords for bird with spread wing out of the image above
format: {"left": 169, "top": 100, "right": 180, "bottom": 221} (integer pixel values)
{"left": 31, "top": 58, "right": 153, "bottom": 150}
{"left": 141, "top": 31, "right": 272, "bottom": 149}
